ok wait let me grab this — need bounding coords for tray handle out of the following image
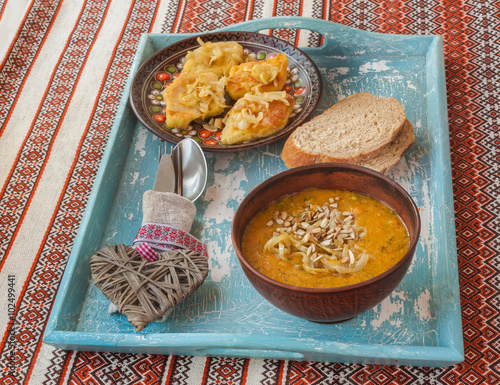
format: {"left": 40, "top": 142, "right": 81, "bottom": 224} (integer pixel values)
{"left": 226, "top": 17, "right": 341, "bottom": 49}
{"left": 195, "top": 347, "right": 304, "bottom": 361}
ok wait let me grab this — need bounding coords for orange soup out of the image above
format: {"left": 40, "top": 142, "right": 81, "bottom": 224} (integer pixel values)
{"left": 241, "top": 189, "right": 410, "bottom": 288}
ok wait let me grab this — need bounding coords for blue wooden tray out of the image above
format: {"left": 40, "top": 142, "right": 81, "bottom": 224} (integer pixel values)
{"left": 44, "top": 17, "right": 463, "bottom": 367}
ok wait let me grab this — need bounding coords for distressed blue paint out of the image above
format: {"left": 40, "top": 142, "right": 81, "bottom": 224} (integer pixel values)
{"left": 44, "top": 17, "right": 463, "bottom": 366}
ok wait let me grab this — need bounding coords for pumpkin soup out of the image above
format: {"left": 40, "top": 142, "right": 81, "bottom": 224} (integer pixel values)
{"left": 241, "top": 189, "right": 410, "bottom": 288}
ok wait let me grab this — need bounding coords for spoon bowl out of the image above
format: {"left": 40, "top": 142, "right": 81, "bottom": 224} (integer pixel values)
{"left": 173, "top": 138, "right": 207, "bottom": 202}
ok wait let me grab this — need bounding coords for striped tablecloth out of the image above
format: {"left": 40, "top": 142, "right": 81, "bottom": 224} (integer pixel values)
{"left": 0, "top": 0, "right": 497, "bottom": 384}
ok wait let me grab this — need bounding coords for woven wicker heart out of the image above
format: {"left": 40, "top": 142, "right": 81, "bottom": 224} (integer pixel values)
{"left": 90, "top": 244, "right": 208, "bottom": 332}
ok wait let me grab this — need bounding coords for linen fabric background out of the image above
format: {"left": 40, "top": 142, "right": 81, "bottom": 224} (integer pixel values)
{"left": 0, "top": 0, "right": 498, "bottom": 384}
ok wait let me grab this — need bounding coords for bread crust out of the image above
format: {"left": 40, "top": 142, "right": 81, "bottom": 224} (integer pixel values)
{"left": 359, "top": 119, "right": 415, "bottom": 174}
{"left": 281, "top": 93, "right": 408, "bottom": 170}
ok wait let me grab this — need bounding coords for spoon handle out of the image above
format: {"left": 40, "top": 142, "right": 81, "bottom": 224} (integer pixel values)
{"left": 173, "top": 146, "right": 183, "bottom": 197}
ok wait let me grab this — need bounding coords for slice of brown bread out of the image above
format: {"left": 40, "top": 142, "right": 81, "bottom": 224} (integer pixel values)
{"left": 281, "top": 93, "right": 407, "bottom": 168}
{"left": 358, "top": 119, "right": 415, "bottom": 174}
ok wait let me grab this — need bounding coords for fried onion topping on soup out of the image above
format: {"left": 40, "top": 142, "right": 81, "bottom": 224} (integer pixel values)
{"left": 241, "top": 189, "right": 410, "bottom": 288}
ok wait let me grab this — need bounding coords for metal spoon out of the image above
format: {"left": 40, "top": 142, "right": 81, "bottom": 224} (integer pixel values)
{"left": 172, "top": 138, "right": 207, "bottom": 202}
{"left": 171, "top": 144, "right": 183, "bottom": 197}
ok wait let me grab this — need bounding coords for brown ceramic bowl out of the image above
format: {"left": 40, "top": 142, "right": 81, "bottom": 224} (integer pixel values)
{"left": 232, "top": 163, "right": 421, "bottom": 323}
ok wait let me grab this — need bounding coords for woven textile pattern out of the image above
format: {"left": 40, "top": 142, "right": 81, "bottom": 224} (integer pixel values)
{"left": 0, "top": 0, "right": 497, "bottom": 384}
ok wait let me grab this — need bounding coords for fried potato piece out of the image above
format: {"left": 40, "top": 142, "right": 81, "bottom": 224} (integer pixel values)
{"left": 221, "top": 91, "right": 294, "bottom": 145}
{"left": 226, "top": 53, "right": 288, "bottom": 100}
{"left": 163, "top": 72, "right": 227, "bottom": 130}
{"left": 181, "top": 38, "right": 244, "bottom": 77}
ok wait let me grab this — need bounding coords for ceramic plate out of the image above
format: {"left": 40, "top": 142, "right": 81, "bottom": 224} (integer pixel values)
{"left": 129, "top": 31, "right": 322, "bottom": 152}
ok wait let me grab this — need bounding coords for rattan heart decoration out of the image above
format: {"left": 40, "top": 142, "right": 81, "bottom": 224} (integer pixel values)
{"left": 90, "top": 243, "right": 209, "bottom": 332}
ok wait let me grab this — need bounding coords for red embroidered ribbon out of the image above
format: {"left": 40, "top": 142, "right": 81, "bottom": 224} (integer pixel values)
{"left": 133, "top": 222, "right": 208, "bottom": 261}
